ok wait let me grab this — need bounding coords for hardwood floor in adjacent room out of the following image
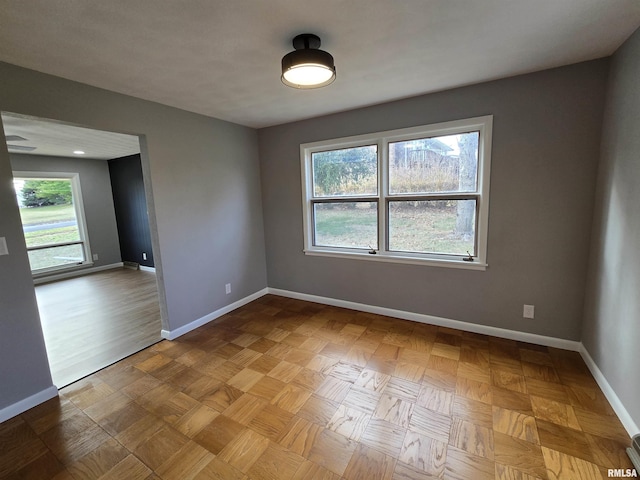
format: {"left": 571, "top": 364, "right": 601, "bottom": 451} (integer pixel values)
{"left": 0, "top": 295, "right": 633, "bottom": 479}
{"left": 35, "top": 268, "right": 162, "bottom": 388}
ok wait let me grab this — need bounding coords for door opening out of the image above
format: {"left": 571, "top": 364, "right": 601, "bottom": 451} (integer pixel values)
{"left": 2, "top": 111, "right": 165, "bottom": 387}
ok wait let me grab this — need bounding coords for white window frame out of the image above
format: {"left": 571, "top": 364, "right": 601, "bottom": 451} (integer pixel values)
{"left": 300, "top": 115, "right": 493, "bottom": 270}
{"left": 14, "top": 171, "right": 93, "bottom": 276}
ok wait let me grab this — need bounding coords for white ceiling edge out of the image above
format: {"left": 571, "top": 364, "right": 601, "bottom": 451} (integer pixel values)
{"left": 2, "top": 112, "right": 140, "bottom": 161}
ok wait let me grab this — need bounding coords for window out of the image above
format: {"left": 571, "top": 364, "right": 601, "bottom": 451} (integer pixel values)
{"left": 13, "top": 172, "right": 92, "bottom": 275}
{"left": 301, "top": 116, "right": 492, "bottom": 269}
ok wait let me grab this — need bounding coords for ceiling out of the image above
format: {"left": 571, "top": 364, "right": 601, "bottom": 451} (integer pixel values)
{"left": 0, "top": 1, "right": 639, "bottom": 129}
{"left": 2, "top": 113, "right": 140, "bottom": 160}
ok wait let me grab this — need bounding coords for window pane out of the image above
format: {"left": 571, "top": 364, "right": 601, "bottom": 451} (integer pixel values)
{"left": 27, "top": 244, "right": 85, "bottom": 271}
{"left": 314, "top": 202, "right": 378, "bottom": 249}
{"left": 23, "top": 221, "right": 80, "bottom": 248}
{"left": 312, "top": 145, "right": 377, "bottom": 197}
{"left": 14, "top": 176, "right": 88, "bottom": 273}
{"left": 16, "top": 179, "right": 81, "bottom": 248}
{"left": 389, "top": 132, "right": 479, "bottom": 194}
{"left": 388, "top": 200, "right": 476, "bottom": 255}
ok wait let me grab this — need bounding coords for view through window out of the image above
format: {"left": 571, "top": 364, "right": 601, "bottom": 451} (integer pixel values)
{"left": 13, "top": 173, "right": 90, "bottom": 273}
{"left": 301, "top": 116, "right": 493, "bottom": 267}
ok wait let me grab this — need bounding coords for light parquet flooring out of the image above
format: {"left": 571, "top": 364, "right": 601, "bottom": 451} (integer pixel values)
{"left": 1, "top": 295, "right": 633, "bottom": 479}
{"left": 35, "top": 268, "right": 162, "bottom": 387}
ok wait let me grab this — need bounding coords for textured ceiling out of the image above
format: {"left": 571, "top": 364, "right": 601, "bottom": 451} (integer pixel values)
{"left": 0, "top": 1, "right": 639, "bottom": 128}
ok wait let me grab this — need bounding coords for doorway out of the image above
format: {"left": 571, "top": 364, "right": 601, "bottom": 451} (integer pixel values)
{"left": 2, "top": 112, "right": 164, "bottom": 387}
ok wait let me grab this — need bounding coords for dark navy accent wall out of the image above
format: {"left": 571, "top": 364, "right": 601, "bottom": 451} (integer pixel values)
{"left": 108, "top": 154, "right": 154, "bottom": 267}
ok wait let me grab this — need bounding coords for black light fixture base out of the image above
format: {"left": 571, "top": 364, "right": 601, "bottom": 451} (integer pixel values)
{"left": 292, "top": 33, "right": 321, "bottom": 50}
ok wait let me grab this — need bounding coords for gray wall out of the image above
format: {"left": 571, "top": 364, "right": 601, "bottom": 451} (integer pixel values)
{"left": 259, "top": 60, "right": 609, "bottom": 341}
{"left": 0, "top": 128, "right": 53, "bottom": 409}
{"left": 582, "top": 28, "right": 640, "bottom": 430}
{"left": 10, "top": 153, "right": 122, "bottom": 268}
{"left": 0, "top": 62, "right": 267, "bottom": 410}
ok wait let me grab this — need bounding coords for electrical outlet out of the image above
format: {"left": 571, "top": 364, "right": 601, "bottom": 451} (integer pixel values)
{"left": 142, "top": 252, "right": 147, "bottom": 260}
{"left": 523, "top": 304, "right": 535, "bottom": 319}
{"left": 92, "top": 253, "right": 99, "bottom": 261}
{"left": 225, "top": 283, "right": 231, "bottom": 294}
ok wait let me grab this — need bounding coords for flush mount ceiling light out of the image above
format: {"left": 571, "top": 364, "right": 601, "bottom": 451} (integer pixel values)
{"left": 281, "top": 33, "right": 336, "bottom": 89}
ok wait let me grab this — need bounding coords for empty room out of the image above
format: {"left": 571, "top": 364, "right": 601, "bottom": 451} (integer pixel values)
{"left": 4, "top": 113, "right": 163, "bottom": 388}
{"left": 0, "top": 1, "right": 639, "bottom": 479}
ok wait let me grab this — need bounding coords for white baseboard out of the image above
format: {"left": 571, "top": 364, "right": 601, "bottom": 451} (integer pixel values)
{"left": 161, "top": 288, "right": 269, "bottom": 340}
{"left": 33, "top": 262, "right": 124, "bottom": 285}
{"left": 2, "top": 286, "right": 636, "bottom": 440}
{"left": 267, "top": 288, "right": 581, "bottom": 351}
{"left": 268, "top": 287, "right": 639, "bottom": 437}
{"left": 579, "top": 344, "right": 639, "bottom": 437}
{"left": 0, "top": 386, "right": 58, "bottom": 424}
{"left": 139, "top": 266, "right": 156, "bottom": 273}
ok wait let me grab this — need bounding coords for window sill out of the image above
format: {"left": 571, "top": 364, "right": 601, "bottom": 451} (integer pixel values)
{"left": 32, "top": 261, "right": 94, "bottom": 279}
{"left": 303, "top": 249, "right": 487, "bottom": 271}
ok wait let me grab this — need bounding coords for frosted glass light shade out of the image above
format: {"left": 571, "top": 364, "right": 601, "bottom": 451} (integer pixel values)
{"left": 282, "top": 63, "right": 335, "bottom": 87}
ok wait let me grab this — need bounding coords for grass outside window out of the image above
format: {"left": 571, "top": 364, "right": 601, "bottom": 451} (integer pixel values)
{"left": 301, "top": 116, "right": 493, "bottom": 268}
{"left": 13, "top": 173, "right": 91, "bottom": 273}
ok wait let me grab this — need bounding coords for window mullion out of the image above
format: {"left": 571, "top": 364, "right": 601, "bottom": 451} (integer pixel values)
{"left": 27, "top": 241, "right": 84, "bottom": 251}
{"left": 388, "top": 193, "right": 479, "bottom": 202}
{"left": 379, "top": 139, "right": 388, "bottom": 253}
{"left": 311, "top": 196, "right": 378, "bottom": 204}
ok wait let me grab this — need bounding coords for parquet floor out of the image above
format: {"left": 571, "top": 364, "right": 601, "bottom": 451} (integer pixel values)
{"left": 0, "top": 295, "right": 633, "bottom": 479}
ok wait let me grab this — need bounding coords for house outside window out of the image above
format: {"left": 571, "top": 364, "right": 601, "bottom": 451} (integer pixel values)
{"left": 300, "top": 115, "right": 493, "bottom": 269}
